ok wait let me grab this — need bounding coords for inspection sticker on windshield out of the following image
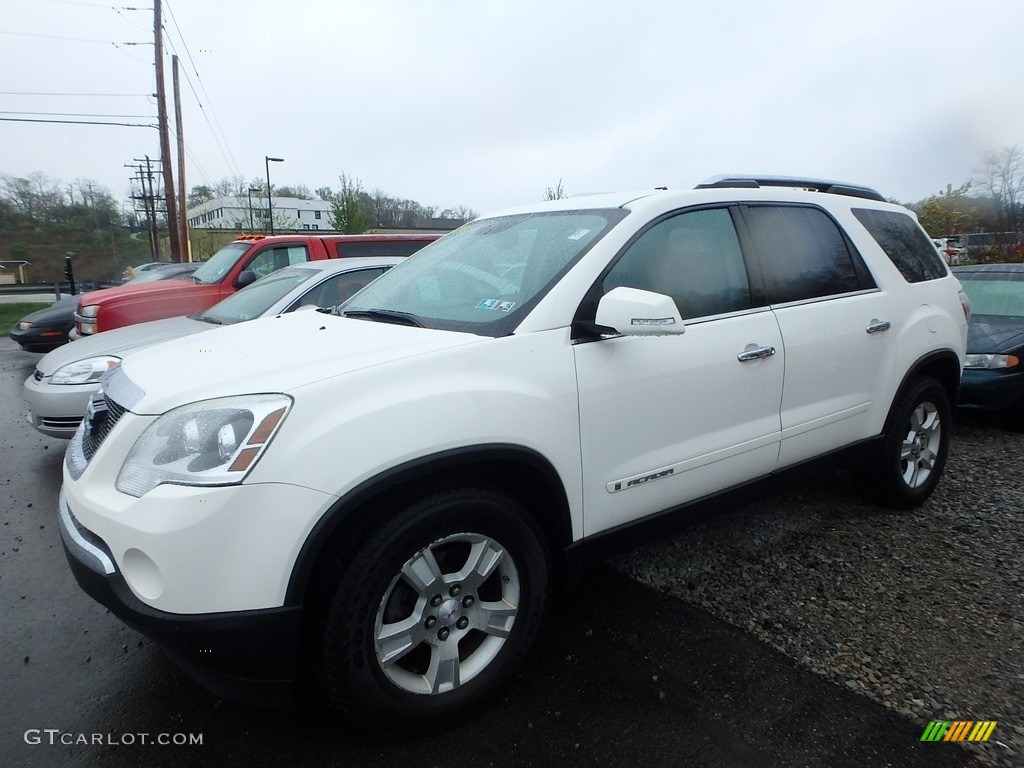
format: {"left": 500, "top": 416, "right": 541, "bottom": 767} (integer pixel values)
{"left": 567, "top": 228, "right": 591, "bottom": 240}
{"left": 476, "top": 299, "right": 516, "bottom": 312}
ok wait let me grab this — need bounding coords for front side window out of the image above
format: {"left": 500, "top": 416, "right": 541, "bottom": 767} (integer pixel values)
{"left": 743, "top": 205, "right": 867, "bottom": 304}
{"left": 247, "top": 245, "right": 310, "bottom": 278}
{"left": 853, "top": 208, "right": 947, "bottom": 283}
{"left": 600, "top": 207, "right": 752, "bottom": 320}
{"left": 293, "top": 268, "right": 388, "bottom": 308}
{"left": 341, "top": 210, "right": 625, "bottom": 336}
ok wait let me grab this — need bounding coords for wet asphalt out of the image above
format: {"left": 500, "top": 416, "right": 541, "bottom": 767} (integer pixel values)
{"left": 0, "top": 338, "right": 970, "bottom": 768}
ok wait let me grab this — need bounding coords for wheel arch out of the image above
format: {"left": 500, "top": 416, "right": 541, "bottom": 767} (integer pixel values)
{"left": 285, "top": 444, "right": 573, "bottom": 611}
{"left": 886, "top": 349, "right": 961, "bottom": 429}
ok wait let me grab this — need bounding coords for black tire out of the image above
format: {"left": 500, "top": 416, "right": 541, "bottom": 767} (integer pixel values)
{"left": 318, "top": 487, "right": 548, "bottom": 732}
{"left": 872, "top": 375, "right": 952, "bottom": 509}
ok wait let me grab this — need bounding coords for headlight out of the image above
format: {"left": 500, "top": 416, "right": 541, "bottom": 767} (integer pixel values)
{"left": 77, "top": 305, "right": 99, "bottom": 335}
{"left": 50, "top": 356, "right": 121, "bottom": 385}
{"left": 115, "top": 394, "right": 292, "bottom": 497}
{"left": 18, "top": 321, "right": 33, "bottom": 330}
{"left": 964, "top": 353, "right": 1020, "bottom": 369}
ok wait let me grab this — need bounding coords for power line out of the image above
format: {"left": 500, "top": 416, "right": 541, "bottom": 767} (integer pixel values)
{"left": 0, "top": 110, "right": 156, "bottom": 118}
{"left": 164, "top": 0, "right": 242, "bottom": 178}
{"left": 0, "top": 91, "right": 153, "bottom": 97}
{"left": 0, "top": 116, "right": 156, "bottom": 128}
{"left": 39, "top": 0, "right": 149, "bottom": 7}
{"left": 0, "top": 29, "right": 150, "bottom": 45}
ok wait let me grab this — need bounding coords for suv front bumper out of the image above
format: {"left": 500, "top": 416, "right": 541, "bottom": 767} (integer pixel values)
{"left": 58, "top": 489, "right": 303, "bottom": 706}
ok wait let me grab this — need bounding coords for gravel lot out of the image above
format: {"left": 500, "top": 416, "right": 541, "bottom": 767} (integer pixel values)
{"left": 614, "top": 411, "right": 1024, "bottom": 767}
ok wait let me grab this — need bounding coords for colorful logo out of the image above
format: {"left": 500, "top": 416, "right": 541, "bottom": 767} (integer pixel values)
{"left": 920, "top": 721, "right": 997, "bottom": 742}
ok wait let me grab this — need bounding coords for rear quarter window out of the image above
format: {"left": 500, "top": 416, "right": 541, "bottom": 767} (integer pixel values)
{"left": 852, "top": 208, "right": 947, "bottom": 283}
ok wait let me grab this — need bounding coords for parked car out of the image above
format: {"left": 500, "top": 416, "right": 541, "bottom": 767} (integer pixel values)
{"left": 932, "top": 237, "right": 968, "bottom": 266}
{"left": 60, "top": 177, "right": 968, "bottom": 731}
{"left": 952, "top": 263, "right": 1024, "bottom": 426}
{"left": 9, "top": 263, "right": 199, "bottom": 352}
{"left": 71, "top": 234, "right": 439, "bottom": 339}
{"left": 8, "top": 295, "right": 79, "bottom": 353}
{"left": 122, "top": 262, "right": 178, "bottom": 283}
{"left": 25, "top": 257, "right": 400, "bottom": 438}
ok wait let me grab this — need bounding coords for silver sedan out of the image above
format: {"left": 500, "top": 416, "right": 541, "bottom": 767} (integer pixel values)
{"left": 24, "top": 256, "right": 401, "bottom": 438}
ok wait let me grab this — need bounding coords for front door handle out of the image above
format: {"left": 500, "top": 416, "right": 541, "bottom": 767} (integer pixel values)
{"left": 866, "top": 320, "right": 891, "bottom": 334}
{"left": 737, "top": 345, "right": 776, "bottom": 362}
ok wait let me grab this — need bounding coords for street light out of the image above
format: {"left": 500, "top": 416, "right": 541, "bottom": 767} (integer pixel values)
{"left": 265, "top": 156, "right": 284, "bottom": 235}
{"left": 247, "top": 187, "right": 260, "bottom": 232}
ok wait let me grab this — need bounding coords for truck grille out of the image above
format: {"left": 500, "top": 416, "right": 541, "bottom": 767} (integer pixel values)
{"left": 81, "top": 393, "right": 127, "bottom": 462}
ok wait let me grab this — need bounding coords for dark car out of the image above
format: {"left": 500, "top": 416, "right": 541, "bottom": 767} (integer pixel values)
{"left": 9, "top": 263, "right": 199, "bottom": 352}
{"left": 9, "top": 294, "right": 79, "bottom": 352}
{"left": 953, "top": 263, "right": 1024, "bottom": 426}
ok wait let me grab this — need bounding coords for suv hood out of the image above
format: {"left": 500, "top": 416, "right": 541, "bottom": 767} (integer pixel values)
{"left": 117, "top": 311, "right": 483, "bottom": 415}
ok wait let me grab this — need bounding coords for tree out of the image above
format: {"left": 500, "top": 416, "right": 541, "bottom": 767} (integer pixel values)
{"left": 187, "top": 184, "right": 215, "bottom": 208}
{"left": 544, "top": 179, "right": 566, "bottom": 201}
{"left": 328, "top": 173, "right": 370, "bottom": 234}
{"left": 975, "top": 144, "right": 1024, "bottom": 232}
{"left": 914, "top": 183, "right": 978, "bottom": 237}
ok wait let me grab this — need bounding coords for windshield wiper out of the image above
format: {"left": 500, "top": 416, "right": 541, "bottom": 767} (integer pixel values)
{"left": 189, "top": 313, "right": 223, "bottom": 324}
{"left": 342, "top": 308, "right": 423, "bottom": 327}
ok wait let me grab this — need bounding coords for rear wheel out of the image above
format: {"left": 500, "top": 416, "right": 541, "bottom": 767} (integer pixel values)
{"left": 318, "top": 488, "right": 548, "bottom": 731}
{"left": 872, "top": 376, "right": 951, "bottom": 509}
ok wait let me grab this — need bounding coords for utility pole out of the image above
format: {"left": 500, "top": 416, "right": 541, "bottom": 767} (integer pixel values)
{"left": 126, "top": 157, "right": 162, "bottom": 261}
{"left": 154, "top": 0, "right": 181, "bottom": 261}
{"left": 172, "top": 55, "right": 190, "bottom": 261}
{"left": 144, "top": 156, "right": 160, "bottom": 260}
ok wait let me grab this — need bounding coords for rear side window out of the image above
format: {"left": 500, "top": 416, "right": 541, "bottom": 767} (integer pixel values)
{"left": 852, "top": 208, "right": 946, "bottom": 282}
{"left": 335, "top": 240, "right": 433, "bottom": 258}
{"left": 742, "top": 205, "right": 868, "bottom": 304}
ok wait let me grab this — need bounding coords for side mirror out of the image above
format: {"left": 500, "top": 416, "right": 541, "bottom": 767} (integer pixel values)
{"left": 234, "top": 269, "right": 257, "bottom": 289}
{"left": 595, "top": 287, "right": 684, "bottom": 336}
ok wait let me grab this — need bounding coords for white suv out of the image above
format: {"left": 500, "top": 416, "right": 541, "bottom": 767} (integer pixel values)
{"left": 60, "top": 177, "right": 968, "bottom": 730}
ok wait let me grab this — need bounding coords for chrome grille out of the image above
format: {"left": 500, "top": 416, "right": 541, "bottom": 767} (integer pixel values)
{"left": 81, "top": 394, "right": 127, "bottom": 462}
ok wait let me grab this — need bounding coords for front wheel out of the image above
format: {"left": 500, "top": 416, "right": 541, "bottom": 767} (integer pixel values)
{"left": 872, "top": 376, "right": 952, "bottom": 509}
{"left": 318, "top": 488, "right": 549, "bottom": 731}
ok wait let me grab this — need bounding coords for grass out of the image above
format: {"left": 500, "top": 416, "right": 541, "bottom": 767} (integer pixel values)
{"left": 0, "top": 302, "right": 51, "bottom": 333}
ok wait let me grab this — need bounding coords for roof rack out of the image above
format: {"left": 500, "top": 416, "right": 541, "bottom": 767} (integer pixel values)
{"left": 695, "top": 175, "right": 885, "bottom": 202}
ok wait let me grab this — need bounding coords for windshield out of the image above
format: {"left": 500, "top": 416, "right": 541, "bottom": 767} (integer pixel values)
{"left": 192, "top": 242, "right": 252, "bottom": 284}
{"left": 340, "top": 210, "right": 624, "bottom": 336}
{"left": 197, "top": 265, "right": 321, "bottom": 324}
{"left": 126, "top": 266, "right": 194, "bottom": 284}
{"left": 958, "top": 274, "right": 1024, "bottom": 318}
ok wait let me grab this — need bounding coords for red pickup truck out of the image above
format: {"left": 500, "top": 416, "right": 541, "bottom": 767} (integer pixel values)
{"left": 72, "top": 233, "right": 440, "bottom": 337}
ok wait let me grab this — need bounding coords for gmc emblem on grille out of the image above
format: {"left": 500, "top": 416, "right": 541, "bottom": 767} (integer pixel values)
{"left": 84, "top": 395, "right": 108, "bottom": 438}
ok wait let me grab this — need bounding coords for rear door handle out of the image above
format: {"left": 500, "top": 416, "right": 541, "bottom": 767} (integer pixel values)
{"left": 866, "top": 320, "right": 891, "bottom": 334}
{"left": 737, "top": 345, "right": 776, "bottom": 362}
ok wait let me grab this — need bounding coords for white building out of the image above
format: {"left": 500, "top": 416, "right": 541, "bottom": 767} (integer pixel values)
{"left": 187, "top": 195, "right": 333, "bottom": 232}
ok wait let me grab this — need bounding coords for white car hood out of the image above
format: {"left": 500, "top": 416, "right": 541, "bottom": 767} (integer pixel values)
{"left": 37, "top": 315, "right": 209, "bottom": 376}
{"left": 116, "top": 310, "right": 484, "bottom": 415}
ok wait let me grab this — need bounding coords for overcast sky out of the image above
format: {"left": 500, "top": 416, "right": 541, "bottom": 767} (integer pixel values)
{"left": 2, "top": 0, "right": 1022, "bottom": 216}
